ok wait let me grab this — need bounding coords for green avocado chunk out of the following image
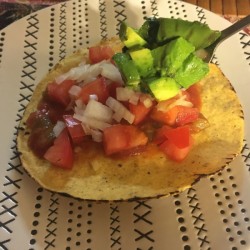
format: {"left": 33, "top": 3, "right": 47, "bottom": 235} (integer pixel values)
{"left": 156, "top": 18, "right": 221, "bottom": 49}
{"left": 147, "top": 77, "right": 180, "bottom": 101}
{"left": 113, "top": 53, "right": 140, "bottom": 87}
{"left": 119, "top": 22, "right": 147, "bottom": 49}
{"left": 129, "top": 48, "right": 156, "bottom": 78}
{"left": 174, "top": 53, "right": 209, "bottom": 88}
{"left": 151, "top": 37, "right": 195, "bottom": 76}
{"left": 138, "top": 17, "right": 160, "bottom": 47}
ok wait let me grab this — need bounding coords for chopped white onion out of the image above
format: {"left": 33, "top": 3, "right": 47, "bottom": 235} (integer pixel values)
{"left": 53, "top": 121, "right": 66, "bottom": 137}
{"left": 106, "top": 97, "right": 135, "bottom": 124}
{"left": 100, "top": 62, "right": 123, "bottom": 84}
{"left": 90, "top": 129, "right": 103, "bottom": 142}
{"left": 80, "top": 116, "right": 111, "bottom": 131}
{"left": 69, "top": 85, "right": 81, "bottom": 98}
{"left": 116, "top": 87, "right": 134, "bottom": 101}
{"left": 142, "top": 98, "right": 153, "bottom": 108}
{"left": 75, "top": 99, "right": 85, "bottom": 109}
{"left": 129, "top": 93, "right": 140, "bottom": 105}
{"left": 84, "top": 99, "right": 113, "bottom": 123}
{"left": 157, "top": 95, "right": 193, "bottom": 112}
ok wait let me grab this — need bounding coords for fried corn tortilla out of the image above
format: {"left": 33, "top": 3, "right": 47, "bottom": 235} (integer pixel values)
{"left": 17, "top": 38, "right": 244, "bottom": 201}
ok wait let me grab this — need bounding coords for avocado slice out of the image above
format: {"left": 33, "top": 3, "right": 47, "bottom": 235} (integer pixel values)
{"left": 129, "top": 48, "right": 156, "bottom": 78}
{"left": 163, "top": 37, "right": 195, "bottom": 76}
{"left": 174, "top": 53, "right": 209, "bottom": 88}
{"left": 156, "top": 18, "right": 221, "bottom": 49}
{"left": 138, "top": 17, "right": 160, "bottom": 47}
{"left": 119, "top": 22, "right": 147, "bottom": 49}
{"left": 113, "top": 53, "right": 140, "bottom": 88}
{"left": 151, "top": 37, "right": 195, "bottom": 76}
{"left": 147, "top": 77, "right": 180, "bottom": 101}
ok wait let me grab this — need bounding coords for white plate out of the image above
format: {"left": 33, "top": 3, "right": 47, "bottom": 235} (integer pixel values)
{"left": 0, "top": 0, "right": 250, "bottom": 249}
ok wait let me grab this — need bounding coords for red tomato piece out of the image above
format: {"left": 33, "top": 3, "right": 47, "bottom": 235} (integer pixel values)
{"left": 163, "top": 126, "right": 190, "bottom": 148}
{"left": 77, "top": 77, "right": 109, "bottom": 104}
{"left": 44, "top": 129, "right": 73, "bottom": 169}
{"left": 175, "top": 107, "right": 199, "bottom": 126}
{"left": 155, "top": 126, "right": 192, "bottom": 162}
{"left": 159, "top": 140, "right": 191, "bottom": 162}
{"left": 186, "top": 84, "right": 201, "bottom": 110}
{"left": 63, "top": 115, "right": 85, "bottom": 144}
{"left": 47, "top": 79, "right": 76, "bottom": 107}
{"left": 89, "top": 46, "right": 115, "bottom": 64}
{"left": 129, "top": 101, "right": 152, "bottom": 125}
{"left": 103, "top": 124, "right": 148, "bottom": 155}
{"left": 151, "top": 105, "right": 180, "bottom": 125}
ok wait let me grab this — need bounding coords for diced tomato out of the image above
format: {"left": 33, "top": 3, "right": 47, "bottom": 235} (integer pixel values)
{"left": 47, "top": 79, "right": 76, "bottom": 107}
{"left": 150, "top": 105, "right": 179, "bottom": 125}
{"left": 154, "top": 125, "right": 172, "bottom": 145}
{"left": 107, "top": 81, "right": 122, "bottom": 99}
{"left": 151, "top": 104, "right": 199, "bottom": 126}
{"left": 129, "top": 101, "right": 153, "bottom": 125}
{"left": 103, "top": 124, "right": 148, "bottom": 155}
{"left": 155, "top": 126, "right": 192, "bottom": 162}
{"left": 63, "top": 115, "right": 85, "bottom": 144}
{"left": 175, "top": 106, "right": 199, "bottom": 126}
{"left": 162, "top": 126, "right": 190, "bottom": 148}
{"left": 77, "top": 77, "right": 109, "bottom": 104}
{"left": 186, "top": 84, "right": 201, "bottom": 110}
{"left": 44, "top": 129, "right": 73, "bottom": 169}
{"left": 89, "top": 46, "right": 115, "bottom": 64}
{"left": 159, "top": 140, "right": 191, "bottom": 162}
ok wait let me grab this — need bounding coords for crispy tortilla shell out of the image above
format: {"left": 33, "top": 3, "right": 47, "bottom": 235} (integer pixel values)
{"left": 17, "top": 38, "right": 244, "bottom": 201}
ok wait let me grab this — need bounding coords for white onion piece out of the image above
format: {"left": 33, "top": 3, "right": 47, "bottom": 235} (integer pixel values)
{"left": 53, "top": 121, "right": 66, "bottom": 137}
{"left": 142, "top": 98, "right": 153, "bottom": 108}
{"left": 80, "top": 116, "right": 111, "bottom": 131}
{"left": 84, "top": 99, "right": 113, "bottom": 123}
{"left": 74, "top": 106, "right": 85, "bottom": 116}
{"left": 106, "top": 97, "right": 135, "bottom": 124}
{"left": 100, "top": 62, "right": 123, "bottom": 84}
{"left": 69, "top": 85, "right": 81, "bottom": 98}
{"left": 116, "top": 87, "right": 134, "bottom": 101}
{"left": 75, "top": 99, "right": 85, "bottom": 109}
{"left": 90, "top": 129, "right": 103, "bottom": 142}
{"left": 157, "top": 95, "right": 193, "bottom": 112}
{"left": 128, "top": 93, "right": 140, "bottom": 105}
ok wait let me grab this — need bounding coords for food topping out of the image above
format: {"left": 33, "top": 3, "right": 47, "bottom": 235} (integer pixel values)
{"left": 25, "top": 17, "right": 220, "bottom": 168}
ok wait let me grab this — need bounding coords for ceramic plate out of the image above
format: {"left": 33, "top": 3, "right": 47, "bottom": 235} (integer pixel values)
{"left": 0, "top": 0, "right": 250, "bottom": 249}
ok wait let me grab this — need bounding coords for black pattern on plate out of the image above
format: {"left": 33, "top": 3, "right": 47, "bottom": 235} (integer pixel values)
{"left": 110, "top": 203, "right": 122, "bottom": 249}
{"left": 0, "top": 12, "right": 40, "bottom": 250}
{"left": 186, "top": 188, "right": 210, "bottom": 248}
{"left": 149, "top": 0, "right": 158, "bottom": 17}
{"left": 239, "top": 32, "right": 250, "bottom": 65}
{"left": 99, "top": 0, "right": 108, "bottom": 40}
{"left": 113, "top": 0, "right": 126, "bottom": 35}
{"left": 59, "top": 3, "right": 67, "bottom": 61}
{"left": 49, "top": 7, "right": 56, "bottom": 69}
{"left": 173, "top": 194, "right": 191, "bottom": 250}
{"left": 133, "top": 201, "right": 154, "bottom": 248}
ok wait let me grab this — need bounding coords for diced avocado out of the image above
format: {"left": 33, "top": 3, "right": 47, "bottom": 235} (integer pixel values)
{"left": 156, "top": 18, "right": 221, "bottom": 49}
{"left": 151, "top": 37, "right": 195, "bottom": 76}
{"left": 113, "top": 53, "right": 140, "bottom": 87}
{"left": 138, "top": 17, "right": 160, "bottom": 47}
{"left": 163, "top": 37, "right": 195, "bottom": 76}
{"left": 129, "top": 48, "right": 156, "bottom": 78}
{"left": 147, "top": 77, "right": 180, "bottom": 101}
{"left": 119, "top": 22, "right": 147, "bottom": 49}
{"left": 174, "top": 54, "right": 209, "bottom": 88}
{"left": 186, "top": 21, "right": 221, "bottom": 49}
{"left": 151, "top": 45, "right": 168, "bottom": 76}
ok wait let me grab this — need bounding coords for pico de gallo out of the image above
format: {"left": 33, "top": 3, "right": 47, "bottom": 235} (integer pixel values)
{"left": 25, "top": 17, "right": 220, "bottom": 169}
